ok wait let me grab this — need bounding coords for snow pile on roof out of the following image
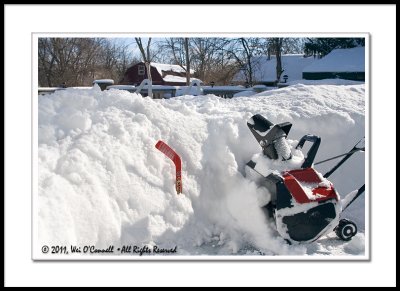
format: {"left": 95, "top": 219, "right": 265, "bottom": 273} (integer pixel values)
{"left": 93, "top": 79, "right": 114, "bottom": 84}
{"left": 303, "top": 47, "right": 365, "bottom": 73}
{"left": 202, "top": 85, "right": 249, "bottom": 91}
{"left": 163, "top": 75, "right": 202, "bottom": 83}
{"left": 252, "top": 85, "right": 267, "bottom": 89}
{"left": 107, "top": 85, "right": 136, "bottom": 90}
{"left": 38, "top": 87, "right": 65, "bottom": 92}
{"left": 151, "top": 62, "right": 195, "bottom": 75}
{"left": 233, "top": 54, "right": 317, "bottom": 83}
{"left": 233, "top": 90, "right": 257, "bottom": 97}
{"left": 36, "top": 83, "right": 365, "bottom": 257}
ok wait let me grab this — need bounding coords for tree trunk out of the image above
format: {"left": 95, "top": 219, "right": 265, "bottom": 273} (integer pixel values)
{"left": 275, "top": 38, "right": 284, "bottom": 84}
{"left": 144, "top": 61, "right": 153, "bottom": 97}
{"left": 184, "top": 38, "right": 190, "bottom": 86}
{"left": 276, "top": 51, "right": 282, "bottom": 82}
{"left": 146, "top": 38, "right": 152, "bottom": 93}
{"left": 135, "top": 37, "right": 153, "bottom": 98}
{"left": 240, "top": 38, "right": 253, "bottom": 87}
{"left": 247, "top": 54, "right": 253, "bottom": 86}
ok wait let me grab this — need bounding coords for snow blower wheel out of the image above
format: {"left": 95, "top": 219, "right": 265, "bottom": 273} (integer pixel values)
{"left": 335, "top": 219, "right": 357, "bottom": 241}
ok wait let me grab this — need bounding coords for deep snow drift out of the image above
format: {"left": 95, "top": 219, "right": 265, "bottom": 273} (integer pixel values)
{"left": 37, "top": 82, "right": 366, "bottom": 257}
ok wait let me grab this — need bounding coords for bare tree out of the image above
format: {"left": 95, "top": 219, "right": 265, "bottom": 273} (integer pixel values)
{"left": 98, "top": 40, "right": 136, "bottom": 82}
{"left": 281, "top": 38, "right": 305, "bottom": 54}
{"left": 38, "top": 38, "right": 104, "bottom": 87}
{"left": 160, "top": 38, "right": 192, "bottom": 85}
{"left": 162, "top": 38, "right": 184, "bottom": 66}
{"left": 38, "top": 38, "right": 137, "bottom": 87}
{"left": 269, "top": 38, "right": 284, "bottom": 83}
{"left": 184, "top": 38, "right": 190, "bottom": 85}
{"left": 190, "top": 38, "right": 230, "bottom": 84}
{"left": 38, "top": 38, "right": 56, "bottom": 87}
{"left": 226, "top": 38, "right": 264, "bottom": 86}
{"left": 263, "top": 38, "right": 306, "bottom": 83}
{"left": 115, "top": 46, "right": 137, "bottom": 83}
{"left": 159, "top": 37, "right": 237, "bottom": 85}
{"left": 135, "top": 37, "right": 153, "bottom": 97}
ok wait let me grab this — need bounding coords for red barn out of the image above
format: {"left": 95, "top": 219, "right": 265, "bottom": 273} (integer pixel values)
{"left": 120, "top": 62, "right": 202, "bottom": 86}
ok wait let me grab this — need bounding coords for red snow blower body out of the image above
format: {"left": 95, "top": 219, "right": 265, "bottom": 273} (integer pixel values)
{"left": 246, "top": 114, "right": 365, "bottom": 244}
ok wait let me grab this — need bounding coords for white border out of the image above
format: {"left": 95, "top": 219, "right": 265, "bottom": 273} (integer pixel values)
{"left": 31, "top": 31, "right": 370, "bottom": 261}
{"left": 5, "top": 4, "right": 396, "bottom": 287}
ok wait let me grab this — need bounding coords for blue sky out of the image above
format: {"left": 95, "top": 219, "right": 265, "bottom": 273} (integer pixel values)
{"left": 111, "top": 37, "right": 157, "bottom": 57}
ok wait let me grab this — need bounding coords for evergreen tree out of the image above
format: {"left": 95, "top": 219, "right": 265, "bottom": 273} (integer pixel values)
{"left": 304, "top": 38, "right": 365, "bottom": 58}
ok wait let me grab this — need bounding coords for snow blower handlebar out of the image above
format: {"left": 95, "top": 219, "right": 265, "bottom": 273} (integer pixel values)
{"left": 342, "top": 184, "right": 365, "bottom": 211}
{"left": 314, "top": 148, "right": 365, "bottom": 166}
{"left": 319, "top": 137, "right": 365, "bottom": 178}
{"left": 295, "top": 134, "right": 321, "bottom": 168}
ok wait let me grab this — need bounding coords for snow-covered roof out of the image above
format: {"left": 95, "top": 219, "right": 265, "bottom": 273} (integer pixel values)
{"left": 233, "top": 54, "right": 317, "bottom": 83}
{"left": 202, "top": 85, "right": 251, "bottom": 91}
{"left": 163, "top": 75, "right": 202, "bottom": 83}
{"left": 93, "top": 79, "right": 114, "bottom": 84}
{"left": 150, "top": 62, "right": 195, "bottom": 75}
{"left": 38, "top": 87, "right": 64, "bottom": 91}
{"left": 303, "top": 47, "right": 365, "bottom": 73}
{"left": 252, "top": 84, "right": 267, "bottom": 89}
{"left": 107, "top": 85, "right": 135, "bottom": 90}
{"left": 107, "top": 84, "right": 177, "bottom": 91}
{"left": 70, "top": 87, "right": 94, "bottom": 89}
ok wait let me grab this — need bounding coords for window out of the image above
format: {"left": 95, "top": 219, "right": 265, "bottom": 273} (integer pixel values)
{"left": 138, "top": 65, "right": 145, "bottom": 76}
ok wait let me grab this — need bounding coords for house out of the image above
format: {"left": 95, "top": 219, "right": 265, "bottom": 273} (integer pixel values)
{"left": 120, "top": 62, "right": 202, "bottom": 86}
{"left": 302, "top": 47, "right": 365, "bottom": 81}
{"left": 232, "top": 54, "right": 317, "bottom": 86}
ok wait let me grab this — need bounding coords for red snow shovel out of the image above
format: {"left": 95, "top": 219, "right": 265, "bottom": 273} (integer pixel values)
{"left": 155, "top": 140, "right": 182, "bottom": 194}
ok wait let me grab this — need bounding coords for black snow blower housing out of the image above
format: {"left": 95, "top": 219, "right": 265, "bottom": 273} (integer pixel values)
{"left": 246, "top": 114, "right": 365, "bottom": 244}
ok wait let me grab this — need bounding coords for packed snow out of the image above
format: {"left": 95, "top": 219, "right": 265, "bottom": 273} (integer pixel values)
{"left": 36, "top": 81, "right": 366, "bottom": 258}
{"left": 303, "top": 47, "right": 365, "bottom": 73}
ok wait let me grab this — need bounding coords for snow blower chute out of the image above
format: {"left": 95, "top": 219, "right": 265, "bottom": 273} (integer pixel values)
{"left": 246, "top": 114, "right": 365, "bottom": 244}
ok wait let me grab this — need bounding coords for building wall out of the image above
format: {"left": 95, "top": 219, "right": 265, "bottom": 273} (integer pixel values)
{"left": 302, "top": 72, "right": 365, "bottom": 81}
{"left": 163, "top": 81, "right": 188, "bottom": 86}
{"left": 120, "top": 63, "right": 165, "bottom": 85}
{"left": 120, "top": 62, "right": 193, "bottom": 86}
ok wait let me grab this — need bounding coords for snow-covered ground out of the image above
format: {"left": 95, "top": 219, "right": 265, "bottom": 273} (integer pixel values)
{"left": 36, "top": 81, "right": 366, "bottom": 258}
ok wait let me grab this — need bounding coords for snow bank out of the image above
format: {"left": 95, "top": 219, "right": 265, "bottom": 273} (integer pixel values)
{"left": 37, "top": 83, "right": 365, "bottom": 256}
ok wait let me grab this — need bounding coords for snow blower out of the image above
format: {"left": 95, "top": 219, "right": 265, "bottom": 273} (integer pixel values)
{"left": 246, "top": 114, "right": 365, "bottom": 244}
